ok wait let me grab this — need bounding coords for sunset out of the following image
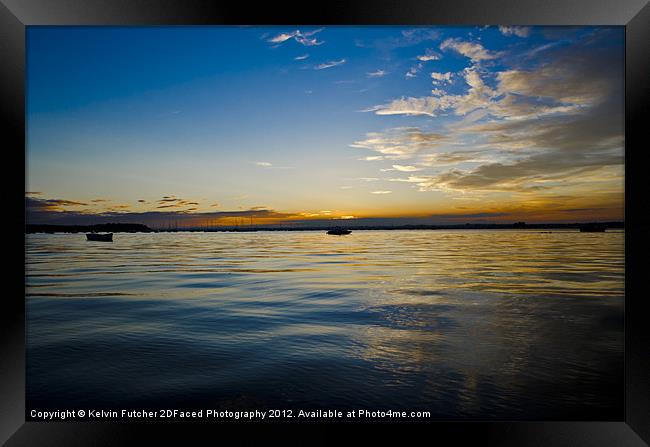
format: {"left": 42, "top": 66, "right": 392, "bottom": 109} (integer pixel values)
{"left": 26, "top": 26, "right": 624, "bottom": 227}
{"left": 26, "top": 25, "right": 625, "bottom": 422}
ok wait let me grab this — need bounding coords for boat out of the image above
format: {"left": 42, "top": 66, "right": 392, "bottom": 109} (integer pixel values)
{"left": 86, "top": 233, "right": 113, "bottom": 242}
{"left": 579, "top": 224, "right": 606, "bottom": 233}
{"left": 327, "top": 229, "right": 352, "bottom": 235}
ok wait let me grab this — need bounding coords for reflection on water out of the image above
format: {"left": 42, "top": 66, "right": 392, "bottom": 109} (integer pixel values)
{"left": 26, "top": 230, "right": 624, "bottom": 419}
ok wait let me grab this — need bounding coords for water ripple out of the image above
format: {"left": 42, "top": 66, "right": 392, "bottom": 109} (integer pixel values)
{"left": 26, "top": 230, "right": 624, "bottom": 418}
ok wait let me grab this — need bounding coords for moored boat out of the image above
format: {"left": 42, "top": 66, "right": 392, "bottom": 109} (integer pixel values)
{"left": 579, "top": 224, "right": 606, "bottom": 233}
{"left": 86, "top": 233, "right": 113, "bottom": 242}
{"left": 327, "top": 229, "right": 352, "bottom": 235}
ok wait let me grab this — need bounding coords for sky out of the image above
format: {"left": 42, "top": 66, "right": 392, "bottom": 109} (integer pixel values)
{"left": 26, "top": 26, "right": 624, "bottom": 227}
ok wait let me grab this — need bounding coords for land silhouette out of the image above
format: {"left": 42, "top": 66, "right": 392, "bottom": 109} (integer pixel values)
{"left": 26, "top": 222, "right": 624, "bottom": 233}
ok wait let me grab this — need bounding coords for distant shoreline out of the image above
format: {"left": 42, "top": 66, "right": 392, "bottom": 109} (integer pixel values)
{"left": 26, "top": 222, "right": 625, "bottom": 234}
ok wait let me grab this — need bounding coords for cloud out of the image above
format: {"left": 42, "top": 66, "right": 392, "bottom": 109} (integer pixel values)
{"left": 498, "top": 26, "right": 531, "bottom": 37}
{"left": 27, "top": 199, "right": 301, "bottom": 227}
{"left": 371, "top": 190, "right": 392, "bottom": 194}
{"left": 431, "top": 71, "right": 453, "bottom": 84}
{"left": 268, "top": 28, "right": 324, "bottom": 46}
{"left": 417, "top": 49, "right": 441, "bottom": 61}
{"left": 411, "top": 92, "right": 623, "bottom": 193}
{"left": 26, "top": 197, "right": 89, "bottom": 213}
{"left": 365, "top": 41, "right": 615, "bottom": 120}
{"left": 392, "top": 164, "right": 422, "bottom": 172}
{"left": 439, "top": 38, "right": 497, "bottom": 62}
{"left": 367, "top": 67, "right": 497, "bottom": 117}
{"left": 496, "top": 68, "right": 604, "bottom": 107}
{"left": 405, "top": 63, "right": 422, "bottom": 78}
{"left": 351, "top": 127, "right": 446, "bottom": 159}
{"left": 417, "top": 151, "right": 622, "bottom": 193}
{"left": 152, "top": 196, "right": 202, "bottom": 209}
{"left": 431, "top": 212, "right": 510, "bottom": 219}
{"left": 419, "top": 150, "right": 487, "bottom": 166}
{"left": 294, "top": 54, "right": 309, "bottom": 60}
{"left": 367, "top": 69, "right": 387, "bottom": 77}
{"left": 388, "top": 176, "right": 430, "bottom": 183}
{"left": 363, "top": 95, "right": 457, "bottom": 117}
{"left": 50, "top": 199, "right": 86, "bottom": 206}
{"left": 315, "top": 59, "right": 346, "bottom": 70}
{"left": 355, "top": 31, "right": 623, "bottom": 201}
{"left": 254, "top": 161, "right": 294, "bottom": 169}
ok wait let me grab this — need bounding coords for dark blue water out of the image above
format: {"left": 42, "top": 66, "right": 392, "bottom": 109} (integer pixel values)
{"left": 26, "top": 230, "right": 624, "bottom": 419}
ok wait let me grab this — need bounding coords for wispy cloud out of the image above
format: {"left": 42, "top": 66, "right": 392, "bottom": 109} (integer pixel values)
{"left": 267, "top": 28, "right": 325, "bottom": 47}
{"left": 254, "top": 161, "right": 295, "bottom": 169}
{"left": 405, "top": 63, "right": 423, "bottom": 79}
{"left": 363, "top": 96, "right": 455, "bottom": 117}
{"left": 389, "top": 176, "right": 430, "bottom": 183}
{"left": 392, "top": 164, "right": 422, "bottom": 172}
{"left": 371, "top": 190, "right": 392, "bottom": 194}
{"left": 294, "top": 54, "right": 310, "bottom": 60}
{"left": 417, "top": 49, "right": 441, "bottom": 61}
{"left": 419, "top": 150, "right": 488, "bottom": 166}
{"left": 154, "top": 196, "right": 201, "bottom": 209}
{"left": 498, "top": 26, "right": 531, "bottom": 37}
{"left": 26, "top": 196, "right": 89, "bottom": 213}
{"left": 315, "top": 59, "right": 346, "bottom": 70}
{"left": 367, "top": 69, "right": 387, "bottom": 78}
{"left": 351, "top": 127, "right": 446, "bottom": 159}
{"left": 440, "top": 38, "right": 498, "bottom": 63}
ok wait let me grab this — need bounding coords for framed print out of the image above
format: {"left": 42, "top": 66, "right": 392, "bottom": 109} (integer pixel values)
{"left": 2, "top": 0, "right": 649, "bottom": 445}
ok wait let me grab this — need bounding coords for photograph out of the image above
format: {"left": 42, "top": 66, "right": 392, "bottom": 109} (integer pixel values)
{"left": 25, "top": 25, "right": 625, "bottom": 421}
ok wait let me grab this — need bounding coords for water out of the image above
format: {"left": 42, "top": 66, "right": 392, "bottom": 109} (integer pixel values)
{"left": 26, "top": 230, "right": 624, "bottom": 419}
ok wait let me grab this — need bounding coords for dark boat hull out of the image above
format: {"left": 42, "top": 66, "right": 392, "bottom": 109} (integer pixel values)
{"left": 86, "top": 233, "right": 113, "bottom": 242}
{"left": 579, "top": 224, "right": 606, "bottom": 233}
{"left": 327, "top": 229, "right": 351, "bottom": 235}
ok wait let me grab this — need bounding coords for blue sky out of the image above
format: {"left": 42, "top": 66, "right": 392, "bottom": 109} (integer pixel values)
{"left": 26, "top": 26, "right": 624, "bottom": 226}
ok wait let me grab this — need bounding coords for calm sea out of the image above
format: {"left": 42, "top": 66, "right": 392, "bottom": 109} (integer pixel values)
{"left": 26, "top": 230, "right": 624, "bottom": 419}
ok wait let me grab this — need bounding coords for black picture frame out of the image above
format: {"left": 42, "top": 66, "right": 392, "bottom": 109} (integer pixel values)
{"left": 2, "top": 0, "right": 649, "bottom": 445}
